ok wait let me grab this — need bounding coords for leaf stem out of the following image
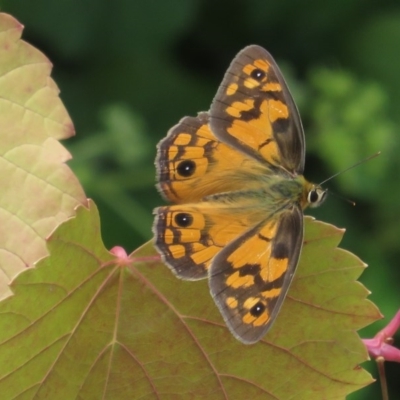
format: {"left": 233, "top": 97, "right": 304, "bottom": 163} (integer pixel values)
{"left": 376, "top": 356, "right": 388, "bottom": 400}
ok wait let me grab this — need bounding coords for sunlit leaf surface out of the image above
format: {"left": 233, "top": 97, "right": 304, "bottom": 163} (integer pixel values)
{"left": 0, "top": 204, "right": 380, "bottom": 399}
{"left": 0, "top": 13, "right": 87, "bottom": 299}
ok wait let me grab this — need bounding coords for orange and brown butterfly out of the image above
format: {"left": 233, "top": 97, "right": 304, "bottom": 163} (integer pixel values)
{"left": 153, "top": 45, "right": 327, "bottom": 344}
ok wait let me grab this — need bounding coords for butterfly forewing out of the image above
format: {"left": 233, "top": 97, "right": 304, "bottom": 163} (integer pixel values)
{"left": 209, "top": 45, "right": 305, "bottom": 174}
{"left": 209, "top": 207, "right": 303, "bottom": 344}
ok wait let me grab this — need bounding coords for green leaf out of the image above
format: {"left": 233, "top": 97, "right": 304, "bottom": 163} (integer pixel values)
{"left": 0, "top": 13, "right": 87, "bottom": 299}
{"left": 0, "top": 203, "right": 380, "bottom": 399}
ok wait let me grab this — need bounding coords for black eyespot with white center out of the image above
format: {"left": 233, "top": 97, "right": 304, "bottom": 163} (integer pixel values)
{"left": 250, "top": 301, "right": 265, "bottom": 317}
{"left": 250, "top": 68, "right": 265, "bottom": 81}
{"left": 174, "top": 213, "right": 193, "bottom": 227}
{"left": 177, "top": 160, "right": 196, "bottom": 177}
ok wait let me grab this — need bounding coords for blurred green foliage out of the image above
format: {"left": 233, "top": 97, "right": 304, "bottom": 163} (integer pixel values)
{"left": 1, "top": 1, "right": 399, "bottom": 398}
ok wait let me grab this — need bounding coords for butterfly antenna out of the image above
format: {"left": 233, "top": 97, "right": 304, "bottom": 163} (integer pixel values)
{"left": 318, "top": 151, "right": 381, "bottom": 186}
{"left": 327, "top": 190, "right": 356, "bottom": 206}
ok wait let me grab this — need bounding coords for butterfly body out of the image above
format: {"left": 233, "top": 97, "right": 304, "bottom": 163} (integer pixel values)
{"left": 153, "top": 45, "right": 326, "bottom": 343}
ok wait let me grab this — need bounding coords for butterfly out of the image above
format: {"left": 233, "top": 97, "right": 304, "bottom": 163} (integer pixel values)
{"left": 153, "top": 45, "right": 327, "bottom": 344}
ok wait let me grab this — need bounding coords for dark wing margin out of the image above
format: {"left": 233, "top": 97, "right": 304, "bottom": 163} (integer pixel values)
{"left": 209, "top": 45, "right": 305, "bottom": 174}
{"left": 209, "top": 206, "right": 303, "bottom": 344}
{"left": 153, "top": 205, "right": 209, "bottom": 280}
{"left": 155, "top": 112, "right": 212, "bottom": 203}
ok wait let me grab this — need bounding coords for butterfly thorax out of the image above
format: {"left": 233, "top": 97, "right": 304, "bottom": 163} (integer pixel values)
{"left": 204, "top": 174, "right": 325, "bottom": 219}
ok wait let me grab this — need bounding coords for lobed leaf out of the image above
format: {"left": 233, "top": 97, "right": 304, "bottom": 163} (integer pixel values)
{"left": 0, "top": 204, "right": 381, "bottom": 399}
{"left": 0, "top": 13, "right": 87, "bottom": 299}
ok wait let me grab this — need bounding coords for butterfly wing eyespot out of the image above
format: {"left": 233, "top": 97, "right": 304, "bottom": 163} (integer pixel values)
{"left": 153, "top": 201, "right": 265, "bottom": 281}
{"left": 155, "top": 112, "right": 266, "bottom": 203}
{"left": 209, "top": 45, "right": 305, "bottom": 175}
{"left": 209, "top": 207, "right": 303, "bottom": 344}
{"left": 176, "top": 160, "right": 196, "bottom": 177}
{"left": 174, "top": 212, "right": 193, "bottom": 227}
{"left": 250, "top": 68, "right": 266, "bottom": 81}
{"left": 156, "top": 112, "right": 212, "bottom": 203}
{"left": 153, "top": 205, "right": 209, "bottom": 280}
{"left": 249, "top": 301, "right": 266, "bottom": 317}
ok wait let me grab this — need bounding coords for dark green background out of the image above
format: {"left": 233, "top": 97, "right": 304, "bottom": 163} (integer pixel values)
{"left": 1, "top": 1, "right": 399, "bottom": 398}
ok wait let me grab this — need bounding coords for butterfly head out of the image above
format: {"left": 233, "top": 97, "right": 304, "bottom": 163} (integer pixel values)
{"left": 307, "top": 185, "right": 327, "bottom": 208}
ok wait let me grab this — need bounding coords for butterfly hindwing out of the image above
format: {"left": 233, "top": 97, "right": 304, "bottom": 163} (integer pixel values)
{"left": 153, "top": 199, "right": 267, "bottom": 280}
{"left": 209, "top": 207, "right": 303, "bottom": 344}
{"left": 156, "top": 112, "right": 266, "bottom": 203}
{"left": 209, "top": 45, "right": 305, "bottom": 174}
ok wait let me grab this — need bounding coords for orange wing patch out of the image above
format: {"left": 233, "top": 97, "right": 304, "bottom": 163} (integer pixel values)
{"left": 209, "top": 207, "right": 303, "bottom": 344}
{"left": 210, "top": 218, "right": 282, "bottom": 330}
{"left": 213, "top": 58, "right": 289, "bottom": 167}
{"left": 154, "top": 202, "right": 262, "bottom": 280}
{"left": 210, "top": 46, "right": 304, "bottom": 174}
{"left": 225, "top": 100, "right": 283, "bottom": 167}
{"left": 156, "top": 112, "right": 267, "bottom": 203}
